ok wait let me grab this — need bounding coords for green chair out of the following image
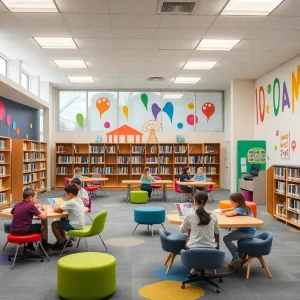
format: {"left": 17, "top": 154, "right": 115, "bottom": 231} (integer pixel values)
{"left": 60, "top": 211, "right": 107, "bottom": 256}
{"left": 57, "top": 252, "right": 116, "bottom": 300}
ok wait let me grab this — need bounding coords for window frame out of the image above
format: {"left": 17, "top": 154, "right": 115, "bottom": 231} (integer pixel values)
{"left": 21, "top": 70, "right": 30, "bottom": 90}
{"left": 0, "top": 55, "right": 7, "bottom": 77}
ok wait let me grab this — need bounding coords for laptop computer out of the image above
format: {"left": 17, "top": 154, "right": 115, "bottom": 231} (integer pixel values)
{"left": 243, "top": 164, "right": 261, "bottom": 181}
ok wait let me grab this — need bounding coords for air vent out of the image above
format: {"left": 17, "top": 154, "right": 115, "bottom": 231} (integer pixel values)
{"left": 159, "top": 1, "right": 196, "bottom": 14}
{"left": 147, "top": 77, "right": 164, "bottom": 82}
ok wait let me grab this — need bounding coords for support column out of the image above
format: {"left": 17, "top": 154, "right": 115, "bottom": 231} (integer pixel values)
{"left": 7, "top": 60, "right": 21, "bottom": 84}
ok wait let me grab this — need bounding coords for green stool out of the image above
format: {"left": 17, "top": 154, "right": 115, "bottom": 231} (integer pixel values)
{"left": 57, "top": 252, "right": 116, "bottom": 300}
{"left": 130, "top": 190, "right": 148, "bottom": 204}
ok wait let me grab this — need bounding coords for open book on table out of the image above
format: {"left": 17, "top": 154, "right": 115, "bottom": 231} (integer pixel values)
{"left": 175, "top": 203, "right": 193, "bottom": 219}
{"left": 48, "top": 198, "right": 65, "bottom": 206}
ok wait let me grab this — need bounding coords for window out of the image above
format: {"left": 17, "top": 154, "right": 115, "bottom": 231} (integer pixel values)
{"left": 21, "top": 71, "right": 30, "bottom": 90}
{"left": 40, "top": 109, "right": 43, "bottom": 141}
{"left": 0, "top": 55, "right": 7, "bottom": 76}
{"left": 59, "top": 90, "right": 87, "bottom": 131}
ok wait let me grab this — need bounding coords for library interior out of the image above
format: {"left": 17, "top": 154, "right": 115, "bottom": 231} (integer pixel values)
{"left": 0, "top": 0, "right": 300, "bottom": 299}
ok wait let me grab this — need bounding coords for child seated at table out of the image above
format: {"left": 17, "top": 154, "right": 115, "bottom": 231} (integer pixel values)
{"left": 222, "top": 192, "right": 256, "bottom": 268}
{"left": 10, "top": 188, "right": 48, "bottom": 251}
{"left": 51, "top": 184, "right": 85, "bottom": 250}
{"left": 71, "top": 178, "right": 89, "bottom": 206}
{"left": 72, "top": 167, "right": 86, "bottom": 180}
{"left": 179, "top": 166, "right": 195, "bottom": 199}
{"left": 192, "top": 167, "right": 206, "bottom": 191}
{"left": 140, "top": 167, "right": 156, "bottom": 199}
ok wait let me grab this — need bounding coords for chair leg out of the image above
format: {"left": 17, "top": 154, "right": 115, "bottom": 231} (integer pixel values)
{"left": 76, "top": 238, "right": 81, "bottom": 248}
{"left": 88, "top": 213, "right": 93, "bottom": 222}
{"left": 166, "top": 253, "right": 176, "bottom": 274}
{"left": 151, "top": 225, "right": 154, "bottom": 237}
{"left": 209, "top": 193, "right": 214, "bottom": 201}
{"left": 60, "top": 236, "right": 71, "bottom": 257}
{"left": 98, "top": 234, "right": 107, "bottom": 252}
{"left": 2, "top": 241, "right": 8, "bottom": 251}
{"left": 84, "top": 238, "right": 90, "bottom": 252}
{"left": 258, "top": 256, "right": 272, "bottom": 278}
{"left": 37, "top": 242, "right": 50, "bottom": 261}
{"left": 164, "top": 253, "right": 171, "bottom": 266}
{"left": 161, "top": 223, "right": 166, "bottom": 230}
{"left": 132, "top": 223, "right": 139, "bottom": 235}
{"left": 246, "top": 256, "right": 253, "bottom": 279}
{"left": 11, "top": 244, "right": 21, "bottom": 270}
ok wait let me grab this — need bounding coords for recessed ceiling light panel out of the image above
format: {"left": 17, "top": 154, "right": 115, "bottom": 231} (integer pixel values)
{"left": 184, "top": 61, "right": 217, "bottom": 70}
{"left": 174, "top": 77, "right": 201, "bottom": 84}
{"left": 67, "top": 76, "right": 94, "bottom": 83}
{"left": 2, "top": 0, "right": 58, "bottom": 12}
{"left": 34, "top": 38, "right": 77, "bottom": 49}
{"left": 197, "top": 39, "right": 240, "bottom": 51}
{"left": 221, "top": 0, "right": 284, "bottom": 16}
{"left": 53, "top": 60, "right": 87, "bottom": 68}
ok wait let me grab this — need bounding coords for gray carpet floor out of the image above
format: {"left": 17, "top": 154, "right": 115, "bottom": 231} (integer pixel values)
{"left": 0, "top": 189, "right": 299, "bottom": 300}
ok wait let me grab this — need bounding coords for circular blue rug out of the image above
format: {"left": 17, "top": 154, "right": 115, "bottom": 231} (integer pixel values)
{"left": 155, "top": 266, "right": 189, "bottom": 281}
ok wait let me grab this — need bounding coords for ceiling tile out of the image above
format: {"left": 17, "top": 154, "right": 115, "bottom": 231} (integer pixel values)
{"left": 112, "top": 28, "right": 157, "bottom": 38}
{"left": 114, "top": 39, "right": 154, "bottom": 50}
{"left": 111, "top": 14, "right": 160, "bottom": 27}
{"left": 151, "top": 50, "right": 192, "bottom": 63}
{"left": 149, "top": 62, "right": 185, "bottom": 73}
{"left": 0, "top": 2, "right": 8, "bottom": 12}
{"left": 193, "top": 0, "right": 228, "bottom": 15}
{"left": 109, "top": 0, "right": 157, "bottom": 14}
{"left": 0, "top": 37, "right": 39, "bottom": 49}
{"left": 13, "top": 13, "right": 66, "bottom": 27}
{"left": 63, "top": 13, "right": 111, "bottom": 26}
{"left": 245, "top": 29, "right": 297, "bottom": 40}
{"left": 118, "top": 76, "right": 146, "bottom": 85}
{"left": 189, "top": 50, "right": 229, "bottom": 61}
{"left": 271, "top": 0, "right": 300, "bottom": 17}
{"left": 115, "top": 56, "right": 150, "bottom": 63}
{"left": 211, "top": 16, "right": 265, "bottom": 29}
{"left": 79, "top": 49, "right": 115, "bottom": 59}
{"left": 55, "top": 0, "right": 109, "bottom": 13}
{"left": 75, "top": 38, "right": 114, "bottom": 49}
{"left": 159, "top": 15, "right": 216, "bottom": 29}
{"left": 221, "top": 50, "right": 265, "bottom": 63}
{"left": 155, "top": 39, "right": 199, "bottom": 50}
{"left": 233, "top": 40, "right": 281, "bottom": 52}
{"left": 204, "top": 28, "right": 251, "bottom": 40}
{"left": 259, "top": 16, "right": 300, "bottom": 30}
{"left": 0, "top": 26, "right": 29, "bottom": 37}
{"left": 70, "top": 27, "right": 112, "bottom": 38}
{"left": 24, "top": 26, "right": 72, "bottom": 37}
{"left": 285, "top": 30, "right": 300, "bottom": 40}
{"left": 272, "top": 40, "right": 300, "bottom": 51}
{"left": 156, "top": 28, "right": 206, "bottom": 39}
{"left": 0, "top": 13, "right": 19, "bottom": 25}
{"left": 115, "top": 50, "right": 153, "bottom": 57}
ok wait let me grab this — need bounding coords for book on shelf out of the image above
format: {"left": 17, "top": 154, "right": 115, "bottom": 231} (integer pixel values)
{"left": 146, "top": 156, "right": 158, "bottom": 163}
{"left": 276, "top": 203, "right": 286, "bottom": 218}
{"left": 106, "top": 145, "right": 116, "bottom": 153}
{"left": 89, "top": 145, "right": 105, "bottom": 153}
{"left": 0, "top": 153, "right": 5, "bottom": 163}
{"left": 159, "top": 156, "right": 170, "bottom": 164}
{"left": 287, "top": 168, "right": 300, "bottom": 181}
{"left": 0, "top": 140, "right": 5, "bottom": 150}
{"left": 104, "top": 167, "right": 114, "bottom": 175}
{"left": 288, "top": 198, "right": 300, "bottom": 212}
{"left": 290, "top": 212, "right": 300, "bottom": 223}
{"left": 275, "top": 167, "right": 286, "bottom": 179}
{"left": 159, "top": 145, "right": 172, "bottom": 154}
{"left": 0, "top": 166, "right": 5, "bottom": 177}
{"left": 159, "top": 166, "right": 170, "bottom": 174}
{"left": 174, "top": 167, "right": 184, "bottom": 175}
{"left": 23, "top": 173, "right": 37, "bottom": 184}
{"left": 132, "top": 167, "right": 142, "bottom": 174}
{"left": 204, "top": 145, "right": 215, "bottom": 153}
{"left": 174, "top": 145, "right": 187, "bottom": 154}
{"left": 188, "top": 146, "right": 193, "bottom": 154}
{"left": 189, "top": 155, "right": 202, "bottom": 164}
{"left": 149, "top": 167, "right": 158, "bottom": 175}
{"left": 118, "top": 166, "right": 129, "bottom": 174}
{"left": 276, "top": 181, "right": 286, "bottom": 194}
{"left": 0, "top": 192, "right": 6, "bottom": 205}
{"left": 74, "top": 156, "right": 89, "bottom": 163}
{"left": 90, "top": 156, "right": 104, "bottom": 164}
{"left": 0, "top": 178, "right": 2, "bottom": 190}
{"left": 204, "top": 166, "right": 217, "bottom": 174}
{"left": 204, "top": 155, "right": 216, "bottom": 164}
{"left": 73, "top": 145, "right": 78, "bottom": 153}
{"left": 91, "top": 167, "right": 104, "bottom": 174}
{"left": 57, "top": 145, "right": 64, "bottom": 153}
{"left": 149, "top": 145, "right": 157, "bottom": 153}
{"left": 56, "top": 166, "right": 69, "bottom": 175}
{"left": 287, "top": 184, "right": 300, "bottom": 198}
{"left": 132, "top": 145, "right": 145, "bottom": 153}
{"left": 57, "top": 156, "right": 73, "bottom": 163}
{"left": 174, "top": 156, "right": 187, "bottom": 164}
{"left": 132, "top": 156, "right": 144, "bottom": 163}
{"left": 118, "top": 156, "right": 131, "bottom": 164}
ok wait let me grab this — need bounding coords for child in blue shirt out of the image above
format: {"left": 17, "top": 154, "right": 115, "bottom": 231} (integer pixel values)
{"left": 222, "top": 193, "right": 256, "bottom": 268}
{"left": 192, "top": 167, "right": 206, "bottom": 191}
{"left": 140, "top": 167, "right": 156, "bottom": 198}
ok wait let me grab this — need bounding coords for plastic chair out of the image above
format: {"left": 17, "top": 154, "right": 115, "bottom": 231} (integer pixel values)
{"left": 91, "top": 174, "right": 106, "bottom": 197}
{"left": 159, "top": 229, "right": 187, "bottom": 274}
{"left": 60, "top": 211, "right": 108, "bottom": 256}
{"left": 206, "top": 177, "right": 215, "bottom": 201}
{"left": 86, "top": 195, "right": 93, "bottom": 222}
{"left": 65, "top": 178, "right": 71, "bottom": 186}
{"left": 174, "top": 179, "right": 191, "bottom": 202}
{"left": 151, "top": 175, "right": 162, "bottom": 196}
{"left": 180, "top": 248, "right": 225, "bottom": 293}
{"left": 238, "top": 231, "right": 273, "bottom": 279}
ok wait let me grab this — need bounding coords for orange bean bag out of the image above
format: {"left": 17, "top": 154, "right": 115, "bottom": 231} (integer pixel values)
{"left": 218, "top": 200, "right": 257, "bottom": 218}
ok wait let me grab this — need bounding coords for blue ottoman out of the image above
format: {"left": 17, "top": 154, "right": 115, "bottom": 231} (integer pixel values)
{"left": 3, "top": 220, "right": 11, "bottom": 251}
{"left": 133, "top": 207, "right": 166, "bottom": 237}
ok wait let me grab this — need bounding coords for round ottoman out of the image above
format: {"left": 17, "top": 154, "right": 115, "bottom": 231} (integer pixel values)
{"left": 57, "top": 252, "right": 116, "bottom": 300}
{"left": 130, "top": 190, "right": 148, "bottom": 204}
{"left": 218, "top": 200, "right": 257, "bottom": 217}
{"left": 133, "top": 207, "right": 166, "bottom": 237}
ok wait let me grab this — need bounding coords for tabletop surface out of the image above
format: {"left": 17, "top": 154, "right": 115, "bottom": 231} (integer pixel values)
{"left": 122, "top": 180, "right": 173, "bottom": 184}
{"left": 176, "top": 180, "right": 216, "bottom": 186}
{"left": 80, "top": 177, "right": 108, "bottom": 182}
{"left": 167, "top": 213, "right": 264, "bottom": 228}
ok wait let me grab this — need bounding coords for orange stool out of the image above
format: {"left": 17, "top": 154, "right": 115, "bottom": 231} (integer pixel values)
{"left": 218, "top": 200, "right": 257, "bottom": 218}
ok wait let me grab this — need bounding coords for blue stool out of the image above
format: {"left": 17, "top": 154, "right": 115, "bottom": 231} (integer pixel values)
{"left": 3, "top": 220, "right": 11, "bottom": 251}
{"left": 159, "top": 229, "right": 187, "bottom": 274}
{"left": 133, "top": 207, "right": 166, "bottom": 237}
{"left": 238, "top": 231, "right": 273, "bottom": 279}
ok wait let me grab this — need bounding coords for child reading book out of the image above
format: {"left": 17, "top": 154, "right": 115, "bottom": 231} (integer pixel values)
{"left": 71, "top": 178, "right": 89, "bottom": 206}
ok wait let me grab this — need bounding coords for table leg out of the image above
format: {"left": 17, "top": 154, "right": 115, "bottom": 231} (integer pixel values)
{"left": 126, "top": 184, "right": 131, "bottom": 202}
{"left": 163, "top": 184, "right": 168, "bottom": 202}
{"left": 41, "top": 218, "right": 49, "bottom": 243}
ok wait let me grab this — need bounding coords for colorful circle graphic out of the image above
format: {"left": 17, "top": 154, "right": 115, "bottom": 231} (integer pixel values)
{"left": 104, "top": 122, "right": 110, "bottom": 129}
{"left": 177, "top": 122, "right": 183, "bottom": 129}
{"left": 188, "top": 103, "right": 194, "bottom": 110}
{"left": 186, "top": 114, "right": 198, "bottom": 126}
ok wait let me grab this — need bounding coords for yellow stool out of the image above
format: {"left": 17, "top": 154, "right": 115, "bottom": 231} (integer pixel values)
{"left": 218, "top": 200, "right": 257, "bottom": 218}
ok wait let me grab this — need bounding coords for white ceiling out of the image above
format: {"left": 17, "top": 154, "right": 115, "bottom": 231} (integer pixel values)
{"left": 0, "top": 0, "right": 299, "bottom": 90}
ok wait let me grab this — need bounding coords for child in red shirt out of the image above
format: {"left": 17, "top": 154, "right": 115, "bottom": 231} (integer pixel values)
{"left": 11, "top": 188, "right": 48, "bottom": 250}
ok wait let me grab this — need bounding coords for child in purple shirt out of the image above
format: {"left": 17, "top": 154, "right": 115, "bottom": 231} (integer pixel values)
{"left": 11, "top": 188, "right": 47, "bottom": 250}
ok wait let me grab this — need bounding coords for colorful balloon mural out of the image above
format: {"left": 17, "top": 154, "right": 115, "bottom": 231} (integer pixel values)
{"left": 12, "top": 121, "right": 16, "bottom": 130}
{"left": 291, "top": 140, "right": 296, "bottom": 151}
{"left": 104, "top": 122, "right": 110, "bottom": 129}
{"left": 141, "top": 93, "right": 148, "bottom": 111}
{"left": 151, "top": 103, "right": 161, "bottom": 120}
{"left": 186, "top": 114, "right": 198, "bottom": 126}
{"left": 0, "top": 101, "right": 5, "bottom": 121}
{"left": 162, "top": 102, "right": 174, "bottom": 123}
{"left": 202, "top": 102, "right": 215, "bottom": 122}
{"left": 177, "top": 122, "right": 183, "bottom": 129}
{"left": 6, "top": 115, "right": 11, "bottom": 126}
{"left": 96, "top": 97, "right": 110, "bottom": 118}
{"left": 188, "top": 103, "right": 194, "bottom": 110}
{"left": 76, "top": 113, "right": 84, "bottom": 129}
{"left": 16, "top": 128, "right": 20, "bottom": 136}
{"left": 122, "top": 106, "right": 129, "bottom": 122}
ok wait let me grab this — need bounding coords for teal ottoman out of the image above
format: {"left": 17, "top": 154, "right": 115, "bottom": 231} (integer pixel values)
{"left": 57, "top": 252, "right": 116, "bottom": 300}
{"left": 130, "top": 190, "right": 148, "bottom": 204}
{"left": 133, "top": 207, "right": 166, "bottom": 237}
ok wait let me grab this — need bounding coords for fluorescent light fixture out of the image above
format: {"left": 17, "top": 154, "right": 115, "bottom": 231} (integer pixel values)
{"left": 174, "top": 77, "right": 201, "bottom": 84}
{"left": 2, "top": 0, "right": 58, "bottom": 12}
{"left": 221, "top": 0, "right": 284, "bottom": 16}
{"left": 67, "top": 76, "right": 94, "bottom": 83}
{"left": 163, "top": 94, "right": 183, "bottom": 99}
{"left": 53, "top": 60, "right": 87, "bottom": 69}
{"left": 197, "top": 39, "right": 240, "bottom": 51}
{"left": 183, "top": 61, "right": 217, "bottom": 70}
{"left": 34, "top": 38, "right": 77, "bottom": 49}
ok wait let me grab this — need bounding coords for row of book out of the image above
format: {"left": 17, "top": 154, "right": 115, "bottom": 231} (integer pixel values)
{"left": 57, "top": 156, "right": 73, "bottom": 163}
{"left": 146, "top": 157, "right": 158, "bottom": 163}
{"left": 77, "top": 167, "right": 88, "bottom": 174}
{"left": 203, "top": 166, "right": 217, "bottom": 174}
{"left": 160, "top": 156, "right": 171, "bottom": 164}
{"left": 132, "top": 146, "right": 145, "bottom": 153}
{"left": 0, "top": 166, "right": 5, "bottom": 177}
{"left": 204, "top": 145, "right": 216, "bottom": 153}
{"left": 276, "top": 181, "right": 285, "bottom": 194}
{"left": 40, "top": 162, "right": 46, "bottom": 169}
{"left": 189, "top": 156, "right": 202, "bottom": 164}
{"left": 23, "top": 173, "right": 37, "bottom": 184}
{"left": 23, "top": 163, "right": 38, "bottom": 172}
{"left": 174, "top": 145, "right": 187, "bottom": 153}
{"left": 23, "top": 183, "right": 38, "bottom": 191}
{"left": 0, "top": 153, "right": 5, "bottom": 163}
{"left": 23, "top": 153, "right": 39, "bottom": 161}
{"left": 24, "top": 142, "right": 44, "bottom": 151}
{"left": 118, "top": 156, "right": 131, "bottom": 164}
{"left": 132, "top": 167, "right": 142, "bottom": 174}
{"left": 149, "top": 146, "right": 157, "bottom": 153}
{"left": 287, "top": 184, "right": 300, "bottom": 198}
{"left": 0, "top": 140, "right": 5, "bottom": 150}
{"left": 287, "top": 168, "right": 300, "bottom": 181}
{"left": 91, "top": 156, "right": 104, "bottom": 163}
{"left": 41, "top": 171, "right": 46, "bottom": 178}
{"left": 159, "top": 146, "right": 172, "bottom": 153}
{"left": 118, "top": 167, "right": 129, "bottom": 174}
{"left": 288, "top": 198, "right": 300, "bottom": 213}
{"left": 290, "top": 212, "right": 300, "bottom": 223}
{"left": 274, "top": 167, "right": 285, "bottom": 179}
{"left": 159, "top": 166, "right": 171, "bottom": 174}
{"left": 0, "top": 192, "right": 6, "bottom": 205}
{"left": 74, "top": 156, "right": 89, "bottom": 163}
{"left": 276, "top": 203, "right": 286, "bottom": 218}
{"left": 174, "top": 167, "right": 184, "bottom": 174}
{"left": 89, "top": 145, "right": 105, "bottom": 153}
{"left": 40, "top": 153, "right": 45, "bottom": 160}
{"left": 56, "top": 167, "right": 69, "bottom": 175}
{"left": 132, "top": 156, "right": 144, "bottom": 163}
{"left": 204, "top": 155, "right": 217, "bottom": 164}
{"left": 174, "top": 156, "right": 187, "bottom": 163}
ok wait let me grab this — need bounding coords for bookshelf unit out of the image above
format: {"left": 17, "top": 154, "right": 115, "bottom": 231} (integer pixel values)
{"left": 0, "top": 136, "right": 11, "bottom": 209}
{"left": 12, "top": 139, "right": 47, "bottom": 200}
{"left": 271, "top": 165, "right": 300, "bottom": 229}
{"left": 55, "top": 143, "right": 221, "bottom": 189}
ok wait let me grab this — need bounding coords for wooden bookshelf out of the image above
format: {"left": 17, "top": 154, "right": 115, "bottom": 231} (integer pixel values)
{"left": 270, "top": 165, "right": 300, "bottom": 229}
{"left": 12, "top": 139, "right": 47, "bottom": 200}
{"left": 55, "top": 143, "right": 221, "bottom": 189}
{"left": 0, "top": 136, "right": 11, "bottom": 209}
